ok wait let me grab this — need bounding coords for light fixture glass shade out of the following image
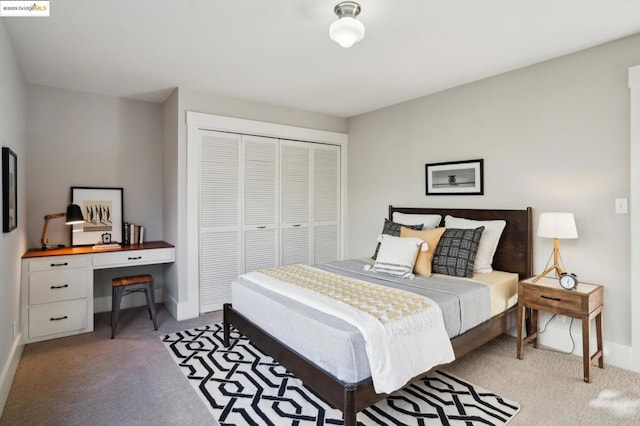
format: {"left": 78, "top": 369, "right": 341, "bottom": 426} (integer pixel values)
{"left": 537, "top": 212, "right": 578, "bottom": 239}
{"left": 65, "top": 203, "right": 85, "bottom": 225}
{"left": 329, "top": 16, "right": 365, "bottom": 48}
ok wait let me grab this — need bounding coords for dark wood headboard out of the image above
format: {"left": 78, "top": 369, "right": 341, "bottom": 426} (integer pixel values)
{"left": 389, "top": 205, "right": 533, "bottom": 279}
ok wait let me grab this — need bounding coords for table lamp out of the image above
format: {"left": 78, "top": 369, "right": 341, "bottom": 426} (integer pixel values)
{"left": 40, "top": 204, "right": 85, "bottom": 250}
{"left": 532, "top": 212, "right": 578, "bottom": 282}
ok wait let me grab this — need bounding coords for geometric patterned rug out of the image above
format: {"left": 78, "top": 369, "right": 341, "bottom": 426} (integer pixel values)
{"left": 161, "top": 324, "right": 520, "bottom": 425}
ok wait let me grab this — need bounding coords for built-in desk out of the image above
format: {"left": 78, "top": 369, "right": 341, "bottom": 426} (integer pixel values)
{"left": 21, "top": 241, "right": 174, "bottom": 343}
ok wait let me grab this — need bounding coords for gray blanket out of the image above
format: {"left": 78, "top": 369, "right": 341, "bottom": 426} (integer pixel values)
{"left": 315, "top": 259, "right": 492, "bottom": 336}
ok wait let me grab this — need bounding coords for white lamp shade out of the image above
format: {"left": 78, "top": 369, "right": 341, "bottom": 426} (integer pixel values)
{"left": 329, "top": 17, "right": 365, "bottom": 48}
{"left": 537, "top": 212, "right": 578, "bottom": 239}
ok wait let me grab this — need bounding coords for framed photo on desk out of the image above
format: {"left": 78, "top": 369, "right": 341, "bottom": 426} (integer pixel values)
{"left": 71, "top": 186, "right": 123, "bottom": 246}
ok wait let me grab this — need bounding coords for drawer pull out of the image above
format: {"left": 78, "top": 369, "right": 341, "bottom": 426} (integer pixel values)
{"left": 49, "top": 316, "right": 68, "bottom": 321}
{"left": 128, "top": 256, "right": 142, "bottom": 260}
{"left": 257, "top": 226, "right": 266, "bottom": 229}
{"left": 50, "top": 262, "right": 69, "bottom": 267}
{"left": 541, "top": 295, "right": 562, "bottom": 302}
{"left": 50, "top": 284, "right": 69, "bottom": 289}
{"left": 292, "top": 224, "right": 301, "bottom": 227}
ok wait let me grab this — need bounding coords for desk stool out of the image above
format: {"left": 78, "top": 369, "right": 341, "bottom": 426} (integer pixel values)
{"left": 111, "top": 274, "right": 158, "bottom": 338}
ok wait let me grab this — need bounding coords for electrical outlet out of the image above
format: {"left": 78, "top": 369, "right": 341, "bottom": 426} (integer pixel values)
{"left": 615, "top": 198, "right": 628, "bottom": 214}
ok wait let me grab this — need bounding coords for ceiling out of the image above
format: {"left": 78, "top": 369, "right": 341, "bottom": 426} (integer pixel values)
{"left": 5, "top": 0, "right": 640, "bottom": 118}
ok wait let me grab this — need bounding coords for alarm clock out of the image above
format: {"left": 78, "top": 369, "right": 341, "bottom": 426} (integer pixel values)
{"left": 101, "top": 232, "right": 112, "bottom": 244}
{"left": 559, "top": 272, "right": 578, "bottom": 290}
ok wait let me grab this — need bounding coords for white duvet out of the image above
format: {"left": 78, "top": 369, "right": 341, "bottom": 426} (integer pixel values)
{"left": 241, "top": 268, "right": 455, "bottom": 394}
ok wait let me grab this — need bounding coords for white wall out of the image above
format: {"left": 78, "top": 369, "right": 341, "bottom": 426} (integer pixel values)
{"left": 161, "top": 88, "right": 347, "bottom": 320}
{"left": 0, "top": 20, "right": 27, "bottom": 416}
{"left": 25, "top": 85, "right": 165, "bottom": 302}
{"left": 347, "top": 34, "right": 640, "bottom": 368}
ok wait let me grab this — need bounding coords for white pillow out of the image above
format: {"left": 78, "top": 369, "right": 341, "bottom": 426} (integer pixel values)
{"left": 444, "top": 215, "right": 506, "bottom": 273}
{"left": 367, "top": 235, "right": 427, "bottom": 278}
{"left": 392, "top": 212, "right": 442, "bottom": 229}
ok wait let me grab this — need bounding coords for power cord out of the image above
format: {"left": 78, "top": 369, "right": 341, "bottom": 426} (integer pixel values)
{"left": 536, "top": 314, "right": 576, "bottom": 355}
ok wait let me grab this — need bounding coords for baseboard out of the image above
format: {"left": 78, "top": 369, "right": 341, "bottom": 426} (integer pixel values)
{"left": 94, "top": 290, "right": 201, "bottom": 323}
{"left": 163, "top": 293, "right": 179, "bottom": 320}
{"left": 164, "top": 295, "right": 199, "bottom": 321}
{"left": 507, "top": 317, "right": 633, "bottom": 371}
{"left": 0, "top": 331, "right": 24, "bottom": 417}
{"left": 93, "top": 289, "right": 165, "bottom": 314}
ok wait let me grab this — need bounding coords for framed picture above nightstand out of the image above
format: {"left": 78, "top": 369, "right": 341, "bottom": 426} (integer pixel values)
{"left": 516, "top": 276, "right": 604, "bottom": 383}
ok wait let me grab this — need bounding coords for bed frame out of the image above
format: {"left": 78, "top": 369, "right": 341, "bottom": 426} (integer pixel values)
{"left": 223, "top": 206, "right": 533, "bottom": 425}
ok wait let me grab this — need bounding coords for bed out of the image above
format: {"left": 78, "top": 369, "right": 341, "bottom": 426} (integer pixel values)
{"left": 223, "top": 205, "right": 533, "bottom": 425}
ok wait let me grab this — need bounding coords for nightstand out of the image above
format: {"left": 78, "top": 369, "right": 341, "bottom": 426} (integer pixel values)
{"left": 516, "top": 276, "right": 604, "bottom": 383}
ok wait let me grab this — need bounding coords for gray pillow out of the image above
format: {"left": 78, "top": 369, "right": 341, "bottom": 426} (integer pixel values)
{"left": 432, "top": 227, "right": 485, "bottom": 278}
{"left": 372, "top": 218, "right": 423, "bottom": 260}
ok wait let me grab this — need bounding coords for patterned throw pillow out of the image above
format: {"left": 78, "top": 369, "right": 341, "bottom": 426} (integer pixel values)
{"left": 370, "top": 235, "right": 426, "bottom": 278}
{"left": 432, "top": 227, "right": 485, "bottom": 278}
{"left": 372, "top": 218, "right": 423, "bottom": 260}
{"left": 444, "top": 215, "right": 506, "bottom": 273}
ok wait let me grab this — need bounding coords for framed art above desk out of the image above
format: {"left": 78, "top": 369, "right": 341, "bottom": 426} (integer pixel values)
{"left": 21, "top": 241, "right": 174, "bottom": 344}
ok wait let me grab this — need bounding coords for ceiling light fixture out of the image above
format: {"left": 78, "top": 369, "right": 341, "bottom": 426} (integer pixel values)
{"left": 329, "top": 1, "right": 365, "bottom": 48}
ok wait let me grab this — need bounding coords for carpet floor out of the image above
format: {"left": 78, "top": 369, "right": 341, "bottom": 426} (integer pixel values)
{"left": 1, "top": 305, "right": 639, "bottom": 425}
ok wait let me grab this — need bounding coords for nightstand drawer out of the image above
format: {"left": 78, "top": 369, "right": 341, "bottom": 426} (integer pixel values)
{"left": 521, "top": 285, "right": 585, "bottom": 314}
{"left": 519, "top": 277, "right": 603, "bottom": 316}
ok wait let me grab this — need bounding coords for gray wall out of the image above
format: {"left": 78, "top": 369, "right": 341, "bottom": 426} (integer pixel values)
{"left": 25, "top": 85, "right": 165, "bottom": 299}
{"left": 347, "top": 34, "right": 640, "bottom": 351}
{"left": 26, "top": 85, "right": 164, "bottom": 248}
{"left": 0, "top": 20, "right": 27, "bottom": 413}
{"left": 161, "top": 89, "right": 179, "bottom": 308}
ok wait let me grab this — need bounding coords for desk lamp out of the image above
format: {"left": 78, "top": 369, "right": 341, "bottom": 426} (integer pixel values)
{"left": 40, "top": 204, "right": 85, "bottom": 250}
{"left": 532, "top": 212, "right": 578, "bottom": 282}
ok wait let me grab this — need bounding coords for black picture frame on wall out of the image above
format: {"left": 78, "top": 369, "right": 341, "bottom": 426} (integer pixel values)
{"left": 425, "top": 159, "right": 484, "bottom": 196}
{"left": 2, "top": 147, "right": 18, "bottom": 232}
{"left": 70, "top": 186, "right": 124, "bottom": 245}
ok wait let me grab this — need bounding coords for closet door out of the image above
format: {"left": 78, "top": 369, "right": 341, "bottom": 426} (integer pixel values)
{"left": 313, "top": 144, "right": 341, "bottom": 264}
{"left": 243, "top": 136, "right": 278, "bottom": 272}
{"left": 280, "top": 141, "right": 311, "bottom": 265}
{"left": 198, "top": 130, "right": 241, "bottom": 313}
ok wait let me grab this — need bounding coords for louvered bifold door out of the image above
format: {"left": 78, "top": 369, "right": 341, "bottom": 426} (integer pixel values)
{"left": 313, "top": 145, "right": 341, "bottom": 264}
{"left": 199, "top": 130, "right": 241, "bottom": 313}
{"left": 243, "top": 136, "right": 278, "bottom": 272}
{"left": 280, "top": 141, "right": 311, "bottom": 265}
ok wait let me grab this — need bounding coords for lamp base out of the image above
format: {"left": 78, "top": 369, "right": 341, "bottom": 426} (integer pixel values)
{"left": 532, "top": 263, "right": 564, "bottom": 283}
{"left": 38, "top": 244, "right": 66, "bottom": 251}
{"left": 533, "top": 238, "right": 567, "bottom": 283}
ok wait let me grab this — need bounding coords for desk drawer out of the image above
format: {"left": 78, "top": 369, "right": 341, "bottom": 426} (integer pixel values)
{"left": 92, "top": 248, "right": 174, "bottom": 268}
{"left": 28, "top": 256, "right": 89, "bottom": 272}
{"left": 28, "top": 299, "right": 88, "bottom": 339}
{"left": 29, "top": 269, "right": 89, "bottom": 305}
